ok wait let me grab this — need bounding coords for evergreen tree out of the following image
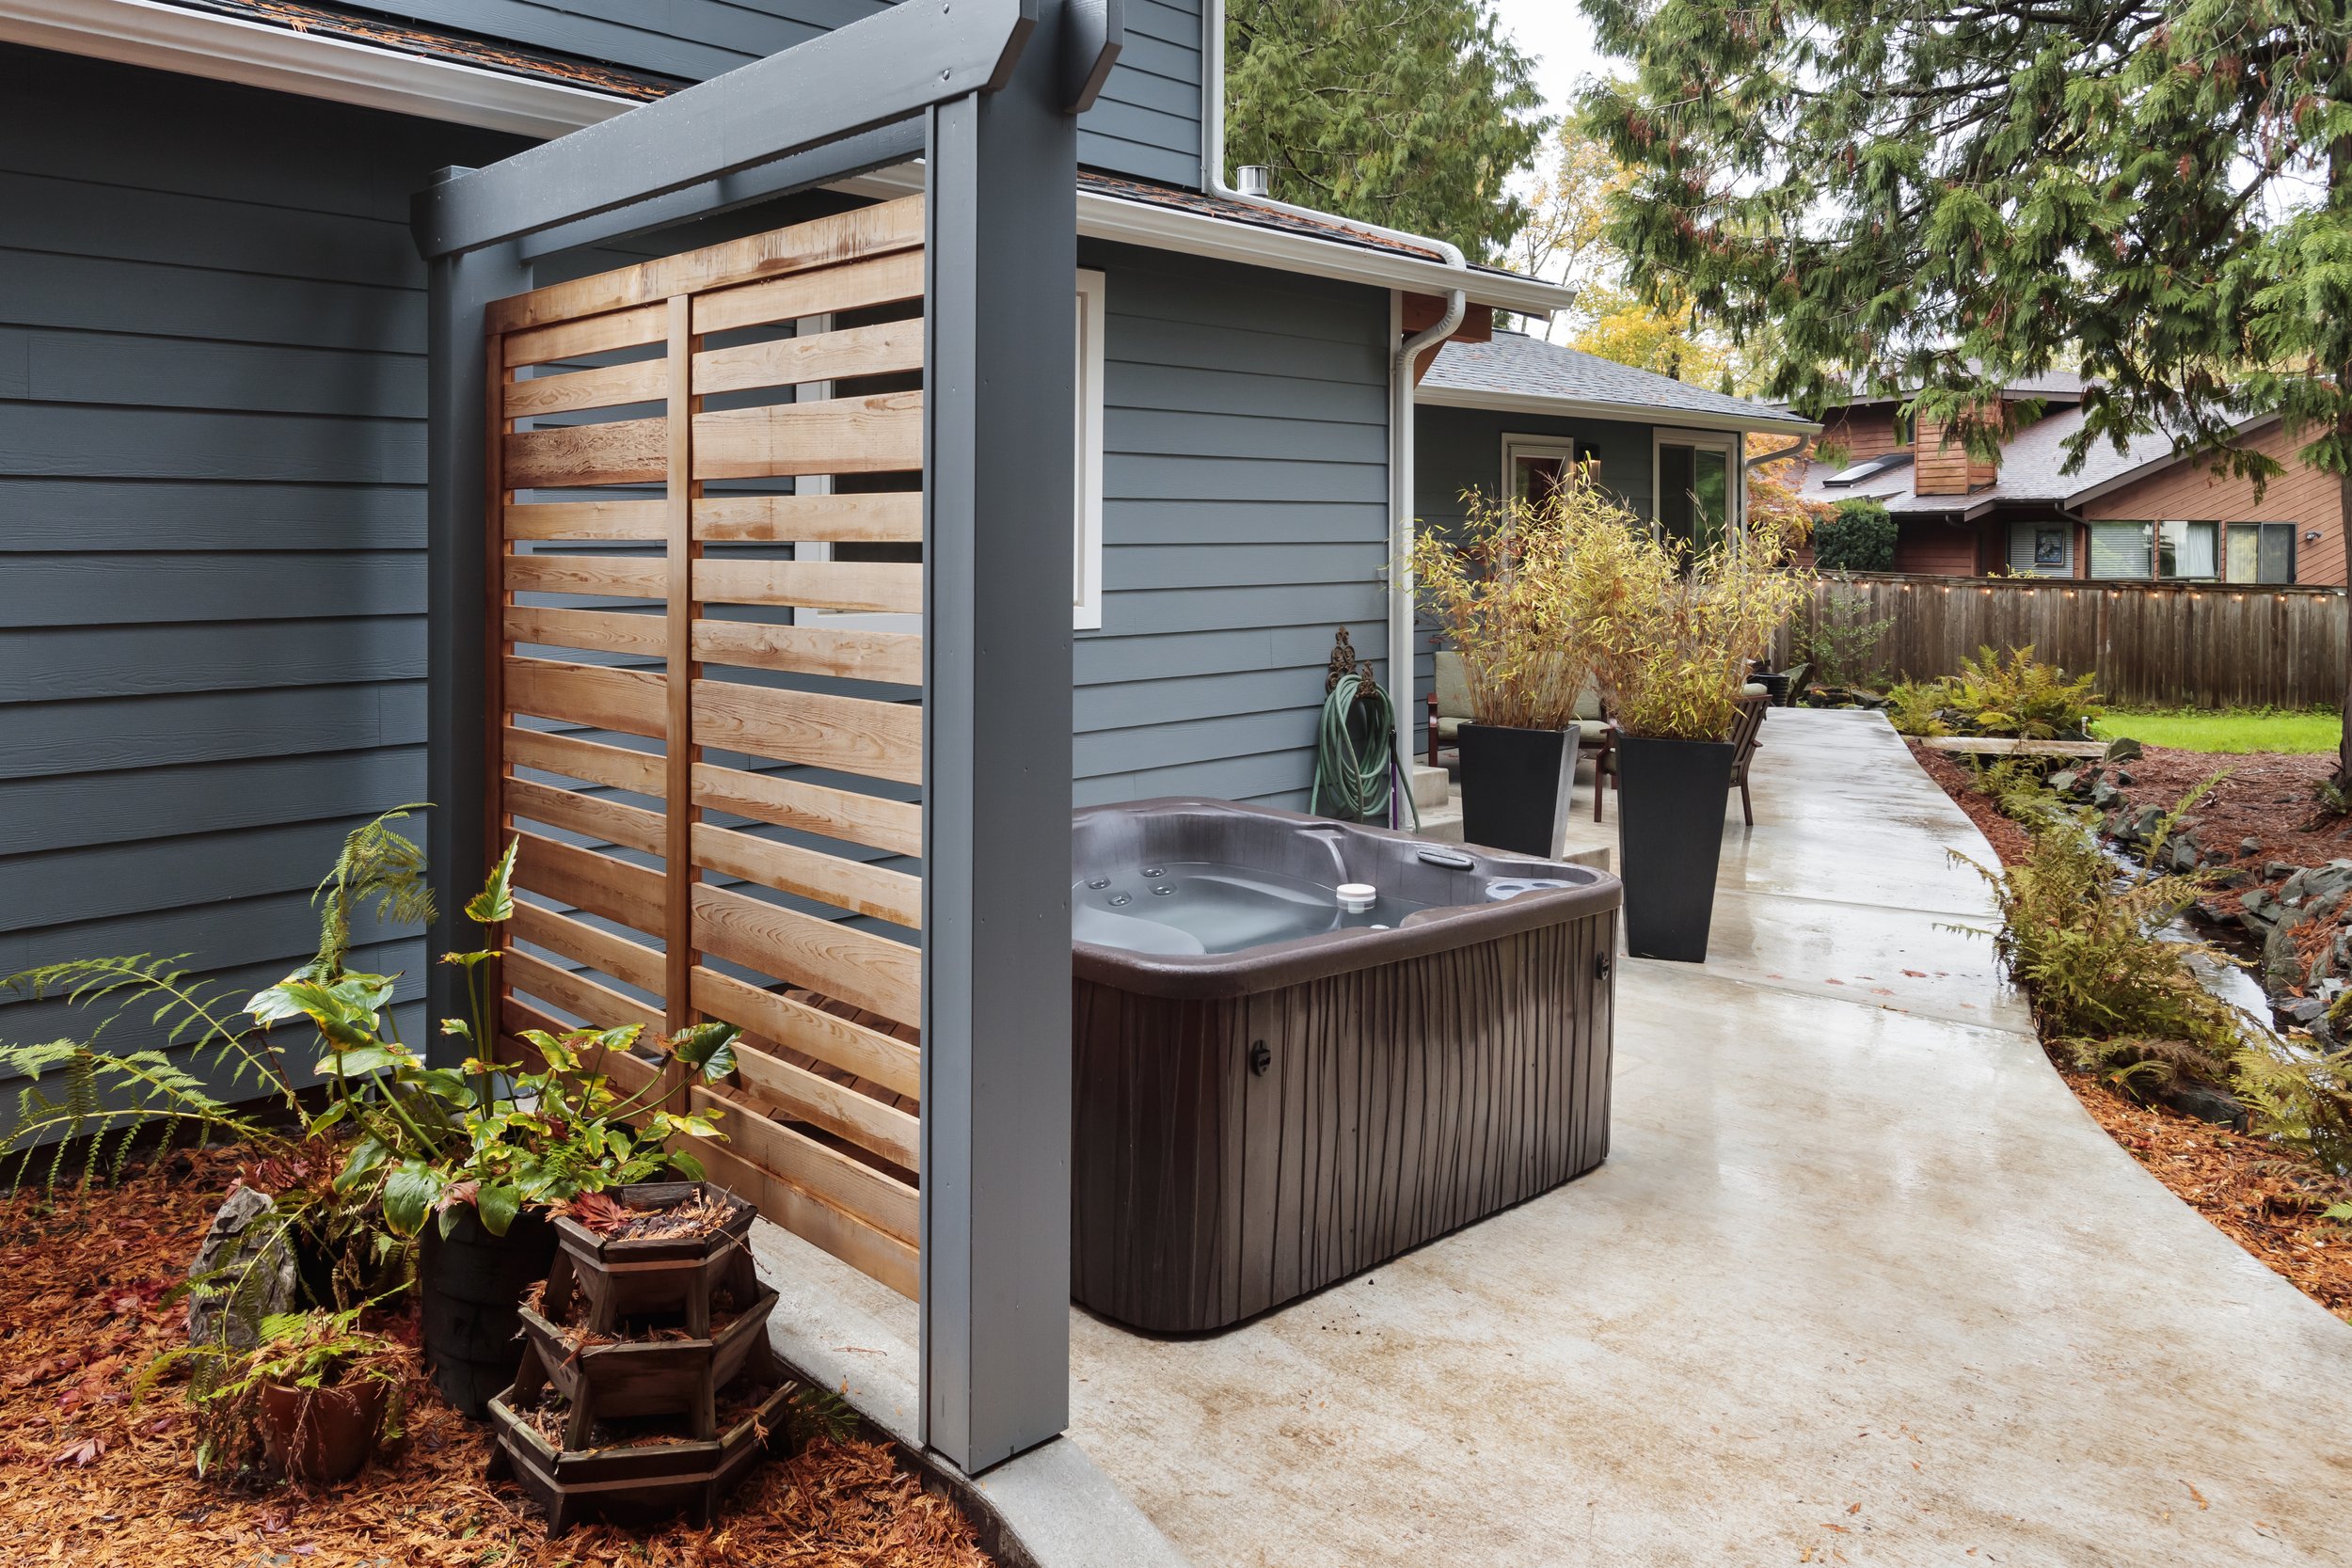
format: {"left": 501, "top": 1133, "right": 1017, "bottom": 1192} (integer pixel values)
{"left": 1224, "top": 0, "right": 1552, "bottom": 261}
{"left": 1581, "top": 0, "right": 2352, "bottom": 779}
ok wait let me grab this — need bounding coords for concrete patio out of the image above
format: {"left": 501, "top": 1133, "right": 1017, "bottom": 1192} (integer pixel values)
{"left": 762, "top": 707, "right": 2352, "bottom": 1566}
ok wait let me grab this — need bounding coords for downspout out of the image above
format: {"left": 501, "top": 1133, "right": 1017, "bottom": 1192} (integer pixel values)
{"left": 1202, "top": 0, "right": 1468, "bottom": 755}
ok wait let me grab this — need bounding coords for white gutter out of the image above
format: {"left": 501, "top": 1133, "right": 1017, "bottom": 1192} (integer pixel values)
{"left": 0, "top": 0, "right": 631, "bottom": 139}
{"left": 1416, "top": 381, "right": 1821, "bottom": 437}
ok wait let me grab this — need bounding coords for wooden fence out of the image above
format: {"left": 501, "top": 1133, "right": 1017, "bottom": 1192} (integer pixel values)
{"left": 1777, "top": 572, "right": 2347, "bottom": 709}
{"left": 486, "top": 198, "right": 926, "bottom": 1296}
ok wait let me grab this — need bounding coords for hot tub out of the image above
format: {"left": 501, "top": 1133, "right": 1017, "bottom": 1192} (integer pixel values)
{"left": 1072, "top": 798, "right": 1619, "bottom": 1333}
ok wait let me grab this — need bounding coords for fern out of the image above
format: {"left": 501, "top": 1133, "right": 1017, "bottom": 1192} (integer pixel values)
{"left": 307, "top": 806, "right": 436, "bottom": 983}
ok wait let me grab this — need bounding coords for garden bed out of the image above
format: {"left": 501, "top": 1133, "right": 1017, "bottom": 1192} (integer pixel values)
{"left": 1913, "top": 738, "right": 2352, "bottom": 1325}
{"left": 0, "top": 1148, "right": 993, "bottom": 1567}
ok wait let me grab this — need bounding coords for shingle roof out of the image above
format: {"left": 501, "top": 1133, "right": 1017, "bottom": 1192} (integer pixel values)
{"left": 158, "top": 0, "right": 675, "bottom": 98}
{"left": 1422, "top": 332, "right": 1815, "bottom": 429}
{"left": 1800, "top": 404, "right": 2217, "bottom": 514}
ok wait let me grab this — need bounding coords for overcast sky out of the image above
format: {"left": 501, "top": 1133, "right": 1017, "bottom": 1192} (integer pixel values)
{"left": 1487, "top": 1, "right": 1613, "bottom": 124}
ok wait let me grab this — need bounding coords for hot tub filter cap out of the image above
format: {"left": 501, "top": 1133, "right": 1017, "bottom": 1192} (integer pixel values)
{"left": 1336, "top": 882, "right": 1377, "bottom": 912}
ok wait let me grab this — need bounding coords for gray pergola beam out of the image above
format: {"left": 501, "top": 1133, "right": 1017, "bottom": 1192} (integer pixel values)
{"left": 919, "top": 22, "right": 1078, "bottom": 1471}
{"left": 412, "top": 0, "right": 1037, "bottom": 260}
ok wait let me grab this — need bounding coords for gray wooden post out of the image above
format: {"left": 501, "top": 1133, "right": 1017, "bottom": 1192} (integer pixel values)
{"left": 421, "top": 201, "right": 529, "bottom": 1050}
{"left": 920, "top": 3, "right": 1080, "bottom": 1472}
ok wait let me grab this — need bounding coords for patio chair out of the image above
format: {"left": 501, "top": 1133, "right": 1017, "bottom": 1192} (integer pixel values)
{"left": 1426, "top": 648, "right": 1604, "bottom": 772}
{"left": 1592, "top": 686, "right": 1772, "bottom": 825}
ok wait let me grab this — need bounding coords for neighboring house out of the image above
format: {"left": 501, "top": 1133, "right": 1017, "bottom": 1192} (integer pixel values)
{"left": 1800, "top": 375, "right": 2348, "bottom": 586}
{"left": 0, "top": 0, "right": 1578, "bottom": 1042}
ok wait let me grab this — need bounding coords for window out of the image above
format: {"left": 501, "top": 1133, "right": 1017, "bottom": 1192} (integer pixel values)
{"left": 1502, "top": 436, "right": 1578, "bottom": 505}
{"left": 1652, "top": 429, "right": 1740, "bottom": 555}
{"left": 798, "top": 272, "right": 1107, "bottom": 632}
{"left": 1074, "top": 269, "right": 1105, "bottom": 631}
{"left": 2010, "top": 521, "right": 2071, "bottom": 576}
{"left": 2086, "top": 520, "right": 2296, "bottom": 583}
{"left": 2158, "top": 519, "right": 2217, "bottom": 580}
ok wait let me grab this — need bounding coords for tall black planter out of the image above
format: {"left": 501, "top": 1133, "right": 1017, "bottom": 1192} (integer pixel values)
{"left": 1613, "top": 734, "right": 1736, "bottom": 961}
{"left": 1458, "top": 721, "right": 1581, "bottom": 858}
{"left": 421, "top": 1207, "right": 556, "bottom": 1418}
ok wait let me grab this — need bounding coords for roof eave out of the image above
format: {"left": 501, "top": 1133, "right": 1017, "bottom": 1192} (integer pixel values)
{"left": 0, "top": 0, "right": 629, "bottom": 137}
{"left": 1416, "top": 381, "right": 1820, "bottom": 436}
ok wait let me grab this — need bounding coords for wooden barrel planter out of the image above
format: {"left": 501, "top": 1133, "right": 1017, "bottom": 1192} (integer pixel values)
{"left": 513, "top": 1288, "right": 779, "bottom": 1445}
{"left": 543, "top": 1181, "right": 757, "bottom": 1336}
{"left": 486, "top": 1381, "right": 791, "bottom": 1534}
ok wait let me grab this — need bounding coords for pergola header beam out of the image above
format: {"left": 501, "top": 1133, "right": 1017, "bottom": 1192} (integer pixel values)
{"left": 411, "top": 0, "right": 1037, "bottom": 260}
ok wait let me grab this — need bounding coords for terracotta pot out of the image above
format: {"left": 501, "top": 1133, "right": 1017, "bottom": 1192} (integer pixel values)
{"left": 258, "top": 1374, "right": 388, "bottom": 1483}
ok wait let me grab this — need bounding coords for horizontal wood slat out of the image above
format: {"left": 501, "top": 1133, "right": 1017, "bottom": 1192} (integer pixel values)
{"left": 691, "top": 763, "right": 922, "bottom": 858}
{"left": 691, "top": 1128, "right": 918, "bottom": 1297}
{"left": 690, "top": 965, "right": 920, "bottom": 1100}
{"left": 692, "top": 246, "right": 926, "bottom": 337}
{"left": 503, "top": 416, "right": 667, "bottom": 489}
{"left": 504, "top": 773, "right": 666, "bottom": 857}
{"left": 691, "top": 620, "right": 922, "bottom": 686}
{"left": 693, "top": 317, "right": 923, "bottom": 398}
{"left": 504, "top": 499, "right": 667, "bottom": 541}
{"left": 692, "top": 492, "right": 923, "bottom": 545}
{"left": 504, "top": 604, "right": 666, "bottom": 659}
{"left": 503, "top": 657, "right": 667, "bottom": 739}
{"left": 505, "top": 725, "right": 665, "bottom": 796}
{"left": 503, "top": 945, "right": 662, "bottom": 1036}
{"left": 508, "top": 900, "right": 667, "bottom": 996}
{"left": 732, "top": 1040, "right": 919, "bottom": 1168}
{"left": 691, "top": 821, "right": 919, "bottom": 929}
{"left": 503, "top": 356, "right": 668, "bottom": 419}
{"left": 501, "top": 302, "right": 666, "bottom": 368}
{"left": 694, "top": 558, "right": 921, "bottom": 615}
{"left": 488, "top": 196, "right": 925, "bottom": 334}
{"left": 693, "top": 1085, "right": 918, "bottom": 1245}
{"left": 692, "top": 679, "right": 921, "bottom": 784}
{"left": 694, "top": 393, "right": 921, "bottom": 481}
{"left": 512, "top": 830, "right": 666, "bottom": 938}
{"left": 505, "top": 554, "right": 668, "bottom": 600}
{"left": 691, "top": 881, "right": 919, "bottom": 1028}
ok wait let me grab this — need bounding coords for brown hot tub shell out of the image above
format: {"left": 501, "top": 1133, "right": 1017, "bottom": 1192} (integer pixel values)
{"left": 1072, "top": 798, "right": 1619, "bottom": 1334}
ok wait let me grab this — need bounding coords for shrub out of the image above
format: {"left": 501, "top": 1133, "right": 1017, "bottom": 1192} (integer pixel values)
{"left": 1886, "top": 645, "right": 2103, "bottom": 739}
{"left": 1551, "top": 475, "right": 1813, "bottom": 741}
{"left": 1812, "top": 497, "right": 1896, "bottom": 572}
{"left": 1791, "top": 570, "right": 1896, "bottom": 690}
{"left": 1408, "top": 489, "right": 1593, "bottom": 730}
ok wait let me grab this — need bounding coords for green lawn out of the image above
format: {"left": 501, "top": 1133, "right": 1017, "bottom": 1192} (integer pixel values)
{"left": 2093, "top": 707, "right": 2343, "bottom": 754}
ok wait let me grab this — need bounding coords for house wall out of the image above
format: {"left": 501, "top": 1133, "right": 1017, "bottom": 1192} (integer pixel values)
{"left": 2080, "top": 419, "right": 2346, "bottom": 586}
{"left": 365, "top": 0, "right": 1205, "bottom": 188}
{"left": 1818, "top": 404, "right": 1903, "bottom": 465}
{"left": 1409, "top": 404, "right": 1661, "bottom": 748}
{"left": 1890, "top": 516, "right": 1985, "bottom": 577}
{"left": 1077, "top": 240, "right": 1394, "bottom": 809}
{"left": 0, "top": 47, "right": 525, "bottom": 1063}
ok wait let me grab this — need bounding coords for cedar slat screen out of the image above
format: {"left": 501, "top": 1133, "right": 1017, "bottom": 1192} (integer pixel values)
{"left": 485, "top": 197, "right": 927, "bottom": 1296}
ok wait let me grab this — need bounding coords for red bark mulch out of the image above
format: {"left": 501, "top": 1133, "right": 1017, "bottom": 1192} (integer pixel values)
{"left": 0, "top": 1149, "right": 993, "bottom": 1568}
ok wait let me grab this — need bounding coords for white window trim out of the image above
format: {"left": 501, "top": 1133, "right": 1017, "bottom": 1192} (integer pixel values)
{"left": 1649, "top": 426, "right": 1744, "bottom": 536}
{"left": 1500, "top": 434, "right": 1578, "bottom": 501}
{"left": 797, "top": 272, "right": 1107, "bottom": 634}
{"left": 1074, "top": 268, "right": 1106, "bottom": 632}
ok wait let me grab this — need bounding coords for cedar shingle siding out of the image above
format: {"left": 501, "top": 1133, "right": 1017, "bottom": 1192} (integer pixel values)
{"left": 2081, "top": 419, "right": 2346, "bottom": 587}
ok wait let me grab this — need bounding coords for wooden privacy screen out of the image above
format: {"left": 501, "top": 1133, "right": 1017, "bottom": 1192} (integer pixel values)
{"left": 485, "top": 197, "right": 927, "bottom": 1296}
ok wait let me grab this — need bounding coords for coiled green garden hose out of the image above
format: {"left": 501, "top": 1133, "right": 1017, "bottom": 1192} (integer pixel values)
{"left": 1311, "top": 671, "right": 1419, "bottom": 830}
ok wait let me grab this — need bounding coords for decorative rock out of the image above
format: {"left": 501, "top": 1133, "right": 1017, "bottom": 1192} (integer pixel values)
{"left": 2148, "top": 1077, "right": 2249, "bottom": 1132}
{"left": 186, "top": 1185, "right": 296, "bottom": 1352}
{"left": 2105, "top": 736, "right": 2145, "bottom": 763}
{"left": 2091, "top": 781, "right": 2122, "bottom": 810}
{"left": 2281, "top": 996, "right": 2329, "bottom": 1027}
{"left": 2048, "top": 769, "right": 2080, "bottom": 796}
{"left": 2114, "top": 768, "right": 2137, "bottom": 786}
{"left": 2265, "top": 861, "right": 2299, "bottom": 881}
{"left": 2240, "top": 837, "right": 2264, "bottom": 858}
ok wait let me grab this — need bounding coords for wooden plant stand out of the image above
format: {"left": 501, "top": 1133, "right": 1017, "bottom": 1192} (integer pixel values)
{"left": 513, "top": 1288, "right": 780, "bottom": 1446}
{"left": 487, "top": 1381, "right": 791, "bottom": 1534}
{"left": 542, "top": 1181, "right": 757, "bottom": 1337}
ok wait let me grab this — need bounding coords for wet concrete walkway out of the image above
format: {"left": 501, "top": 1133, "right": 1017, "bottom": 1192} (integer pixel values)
{"left": 1060, "top": 708, "right": 2352, "bottom": 1566}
